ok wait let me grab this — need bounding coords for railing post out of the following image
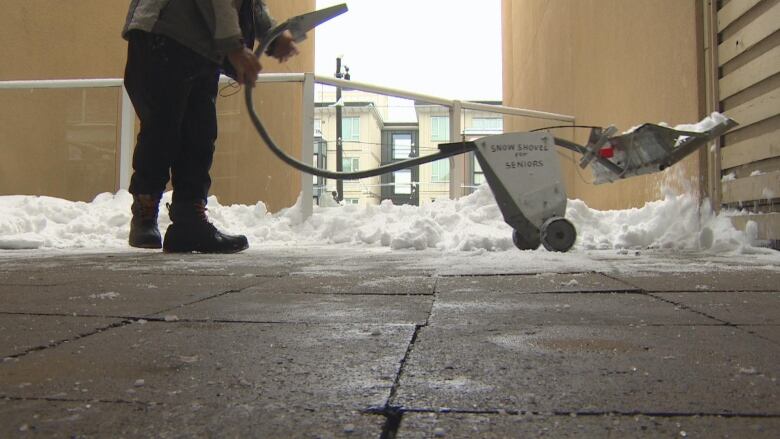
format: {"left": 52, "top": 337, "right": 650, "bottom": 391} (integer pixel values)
{"left": 449, "top": 100, "right": 464, "bottom": 199}
{"left": 119, "top": 84, "right": 135, "bottom": 191}
{"left": 300, "top": 72, "right": 315, "bottom": 219}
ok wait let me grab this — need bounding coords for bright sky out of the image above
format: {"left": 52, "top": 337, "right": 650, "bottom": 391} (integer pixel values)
{"left": 313, "top": 0, "right": 503, "bottom": 101}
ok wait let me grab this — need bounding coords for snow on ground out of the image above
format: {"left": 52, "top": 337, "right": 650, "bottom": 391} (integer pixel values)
{"left": 0, "top": 185, "right": 777, "bottom": 275}
{"left": 0, "top": 183, "right": 775, "bottom": 258}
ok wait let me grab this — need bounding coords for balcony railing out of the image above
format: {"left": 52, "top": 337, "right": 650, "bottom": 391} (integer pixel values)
{"left": 0, "top": 73, "right": 574, "bottom": 217}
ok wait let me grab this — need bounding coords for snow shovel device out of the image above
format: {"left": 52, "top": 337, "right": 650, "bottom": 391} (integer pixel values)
{"left": 244, "top": 4, "right": 738, "bottom": 252}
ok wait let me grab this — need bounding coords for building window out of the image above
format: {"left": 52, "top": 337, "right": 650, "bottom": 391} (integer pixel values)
{"left": 431, "top": 159, "right": 449, "bottom": 183}
{"left": 431, "top": 116, "right": 449, "bottom": 141}
{"left": 473, "top": 156, "right": 485, "bottom": 186}
{"left": 342, "top": 117, "right": 360, "bottom": 141}
{"left": 314, "top": 119, "right": 323, "bottom": 137}
{"left": 393, "top": 169, "right": 412, "bottom": 194}
{"left": 392, "top": 133, "right": 412, "bottom": 160}
{"left": 344, "top": 198, "right": 359, "bottom": 205}
{"left": 342, "top": 157, "right": 359, "bottom": 173}
{"left": 471, "top": 117, "right": 503, "bottom": 132}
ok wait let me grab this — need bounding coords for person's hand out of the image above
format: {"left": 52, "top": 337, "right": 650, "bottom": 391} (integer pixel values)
{"left": 227, "top": 47, "right": 262, "bottom": 87}
{"left": 271, "top": 30, "right": 300, "bottom": 63}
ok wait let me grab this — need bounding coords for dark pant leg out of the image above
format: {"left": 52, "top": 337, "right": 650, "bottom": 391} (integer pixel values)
{"left": 170, "top": 70, "right": 220, "bottom": 204}
{"left": 123, "top": 31, "right": 218, "bottom": 198}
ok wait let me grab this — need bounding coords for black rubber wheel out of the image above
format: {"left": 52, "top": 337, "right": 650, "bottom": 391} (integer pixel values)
{"left": 512, "top": 229, "right": 541, "bottom": 251}
{"left": 540, "top": 217, "right": 577, "bottom": 252}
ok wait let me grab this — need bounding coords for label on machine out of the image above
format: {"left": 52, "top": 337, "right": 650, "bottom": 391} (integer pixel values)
{"left": 475, "top": 132, "right": 567, "bottom": 228}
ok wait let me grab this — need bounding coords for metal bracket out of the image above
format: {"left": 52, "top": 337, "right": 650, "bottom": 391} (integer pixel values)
{"left": 579, "top": 125, "right": 617, "bottom": 169}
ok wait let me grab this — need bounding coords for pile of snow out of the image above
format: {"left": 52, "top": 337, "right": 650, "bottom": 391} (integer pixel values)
{"left": 624, "top": 112, "right": 730, "bottom": 135}
{"left": 670, "top": 111, "right": 731, "bottom": 133}
{"left": 0, "top": 185, "right": 766, "bottom": 254}
{"left": 568, "top": 190, "right": 757, "bottom": 252}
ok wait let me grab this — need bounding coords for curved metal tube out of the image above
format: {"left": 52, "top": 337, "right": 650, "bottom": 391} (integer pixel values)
{"left": 246, "top": 25, "right": 594, "bottom": 181}
{"left": 245, "top": 25, "right": 474, "bottom": 180}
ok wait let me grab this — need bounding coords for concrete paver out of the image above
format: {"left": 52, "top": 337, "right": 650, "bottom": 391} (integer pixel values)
{"left": 0, "top": 315, "right": 121, "bottom": 358}
{"left": 0, "top": 273, "right": 259, "bottom": 317}
{"left": 430, "top": 291, "right": 718, "bottom": 327}
{"left": 0, "top": 399, "right": 384, "bottom": 438}
{"left": 611, "top": 269, "right": 779, "bottom": 292}
{"left": 0, "top": 321, "right": 413, "bottom": 410}
{"left": 435, "top": 272, "right": 637, "bottom": 294}
{"left": 654, "top": 292, "right": 780, "bottom": 324}
{"left": 397, "top": 412, "right": 780, "bottom": 438}
{"left": 239, "top": 274, "right": 437, "bottom": 296}
{"left": 1, "top": 249, "right": 778, "bottom": 437}
{"left": 394, "top": 325, "right": 779, "bottom": 414}
{"left": 171, "top": 290, "right": 433, "bottom": 324}
{"left": 745, "top": 326, "right": 780, "bottom": 345}
{"left": 0, "top": 252, "right": 294, "bottom": 278}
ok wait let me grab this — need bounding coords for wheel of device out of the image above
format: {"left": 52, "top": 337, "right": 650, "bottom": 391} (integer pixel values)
{"left": 512, "top": 229, "right": 541, "bottom": 251}
{"left": 540, "top": 217, "right": 577, "bottom": 252}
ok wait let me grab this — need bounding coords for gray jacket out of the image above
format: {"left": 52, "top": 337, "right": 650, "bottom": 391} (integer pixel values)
{"left": 123, "top": 0, "right": 276, "bottom": 63}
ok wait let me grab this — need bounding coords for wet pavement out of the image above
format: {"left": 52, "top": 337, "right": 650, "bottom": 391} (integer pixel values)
{"left": 0, "top": 246, "right": 778, "bottom": 438}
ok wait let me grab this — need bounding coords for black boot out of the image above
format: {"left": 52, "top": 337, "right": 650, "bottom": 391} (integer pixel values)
{"left": 163, "top": 200, "right": 248, "bottom": 254}
{"left": 129, "top": 194, "right": 162, "bottom": 249}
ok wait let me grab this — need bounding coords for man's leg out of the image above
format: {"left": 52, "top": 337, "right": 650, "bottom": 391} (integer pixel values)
{"left": 169, "top": 70, "right": 219, "bottom": 204}
{"left": 124, "top": 31, "right": 194, "bottom": 248}
{"left": 163, "top": 68, "right": 248, "bottom": 253}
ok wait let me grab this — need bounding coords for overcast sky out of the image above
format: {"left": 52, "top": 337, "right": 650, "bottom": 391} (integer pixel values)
{"left": 313, "top": 0, "right": 503, "bottom": 101}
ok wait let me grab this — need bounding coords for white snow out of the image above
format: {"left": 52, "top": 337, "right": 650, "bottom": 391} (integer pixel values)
{"left": 0, "top": 184, "right": 773, "bottom": 261}
{"left": 567, "top": 188, "right": 758, "bottom": 252}
{"left": 670, "top": 112, "right": 730, "bottom": 133}
{"left": 623, "top": 112, "right": 729, "bottom": 135}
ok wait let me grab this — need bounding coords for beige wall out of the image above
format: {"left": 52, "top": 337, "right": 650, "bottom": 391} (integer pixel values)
{"left": 0, "top": 88, "right": 120, "bottom": 201}
{"left": 502, "top": 0, "right": 704, "bottom": 210}
{"left": 0, "top": 0, "right": 314, "bottom": 212}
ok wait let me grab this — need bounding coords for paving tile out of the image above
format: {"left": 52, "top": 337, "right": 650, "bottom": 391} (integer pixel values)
{"left": 655, "top": 292, "right": 780, "bottom": 325}
{"left": 745, "top": 326, "right": 780, "bottom": 345}
{"left": 397, "top": 412, "right": 780, "bottom": 438}
{"left": 429, "top": 292, "right": 716, "bottom": 327}
{"left": 171, "top": 290, "right": 433, "bottom": 324}
{"left": 435, "top": 272, "right": 637, "bottom": 294}
{"left": 612, "top": 270, "right": 780, "bottom": 292}
{"left": 0, "top": 315, "right": 121, "bottom": 358}
{"left": 0, "top": 252, "right": 293, "bottom": 279}
{"left": 394, "top": 325, "right": 780, "bottom": 414}
{"left": 0, "top": 321, "right": 414, "bottom": 412}
{"left": 0, "top": 274, "right": 259, "bottom": 317}
{"left": 0, "top": 399, "right": 384, "bottom": 438}
{"left": 288, "top": 258, "right": 436, "bottom": 278}
{"left": 237, "top": 273, "right": 437, "bottom": 296}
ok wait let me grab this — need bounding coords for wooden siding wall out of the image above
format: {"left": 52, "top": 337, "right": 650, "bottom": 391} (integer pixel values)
{"left": 716, "top": 0, "right": 780, "bottom": 242}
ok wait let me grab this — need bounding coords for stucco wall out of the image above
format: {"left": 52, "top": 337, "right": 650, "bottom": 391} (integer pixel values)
{"left": 0, "top": 0, "right": 314, "bottom": 212}
{"left": 502, "top": 0, "right": 704, "bottom": 210}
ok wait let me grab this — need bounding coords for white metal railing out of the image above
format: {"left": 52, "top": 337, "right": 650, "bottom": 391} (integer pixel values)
{"left": 0, "top": 73, "right": 574, "bottom": 216}
{"left": 315, "top": 75, "right": 576, "bottom": 123}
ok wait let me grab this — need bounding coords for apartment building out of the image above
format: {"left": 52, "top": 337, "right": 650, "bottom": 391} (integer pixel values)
{"left": 314, "top": 90, "right": 504, "bottom": 206}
